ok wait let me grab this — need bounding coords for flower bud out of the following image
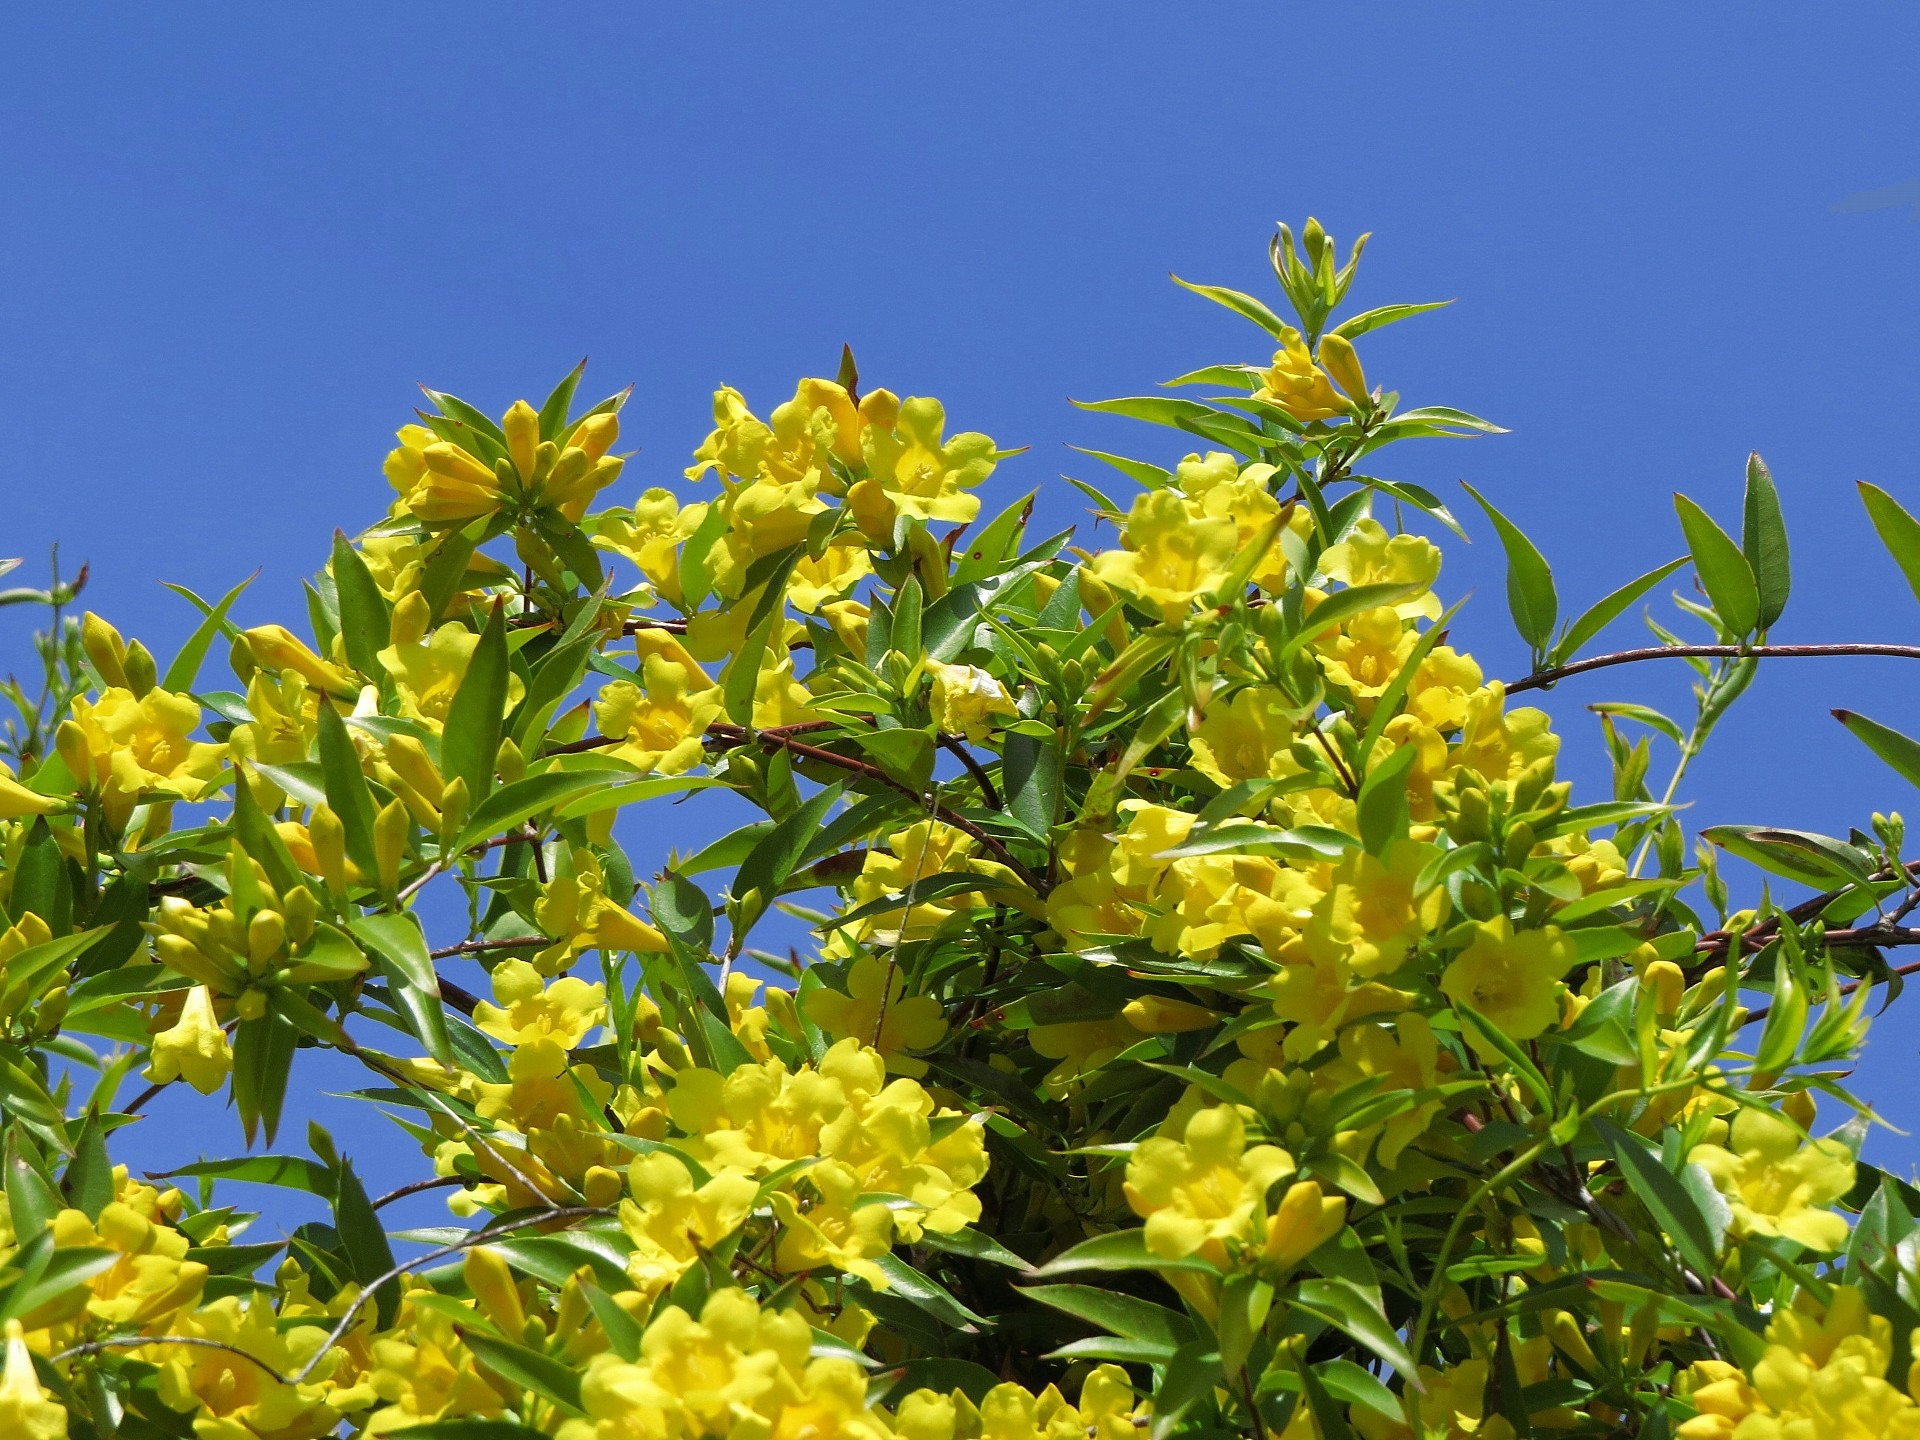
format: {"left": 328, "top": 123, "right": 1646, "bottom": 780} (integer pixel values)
{"left": 422, "top": 442, "right": 497, "bottom": 486}
{"left": 463, "top": 1245, "right": 526, "bottom": 1335}
{"left": 569, "top": 413, "right": 619, "bottom": 462}
{"left": 123, "top": 639, "right": 158, "bottom": 698}
{"left": 389, "top": 591, "right": 433, "bottom": 648}
{"left": 438, "top": 776, "right": 470, "bottom": 848}
{"left": 247, "top": 909, "right": 286, "bottom": 970}
{"left": 236, "top": 988, "right": 268, "bottom": 1021}
{"left": 281, "top": 884, "right": 318, "bottom": 945}
{"left": 55, "top": 720, "right": 92, "bottom": 786}
{"left": 1316, "top": 333, "right": 1369, "bottom": 406}
{"left": 495, "top": 737, "right": 525, "bottom": 786}
{"left": 81, "top": 612, "right": 129, "bottom": 688}
{"left": 503, "top": 400, "right": 540, "bottom": 481}
{"left": 373, "top": 797, "right": 410, "bottom": 895}
{"left": 309, "top": 804, "right": 349, "bottom": 895}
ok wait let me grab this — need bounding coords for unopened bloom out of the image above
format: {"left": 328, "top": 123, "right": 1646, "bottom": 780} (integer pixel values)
{"left": 926, "top": 660, "right": 1018, "bottom": 741}
{"left": 146, "top": 986, "right": 232, "bottom": 1095}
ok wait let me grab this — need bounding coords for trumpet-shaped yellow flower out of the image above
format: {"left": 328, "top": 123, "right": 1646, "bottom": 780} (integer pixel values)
{"left": 594, "top": 489, "right": 708, "bottom": 606}
{"left": 146, "top": 985, "right": 232, "bottom": 1095}
{"left": 803, "top": 953, "right": 947, "bottom": 1076}
{"left": 1689, "top": 1107, "right": 1855, "bottom": 1252}
{"left": 1316, "top": 606, "right": 1419, "bottom": 711}
{"left": 1087, "top": 489, "right": 1238, "bottom": 623}
{"left": 533, "top": 848, "right": 669, "bottom": 971}
{"left": 471, "top": 958, "right": 606, "bottom": 1049}
{"left": 379, "top": 610, "right": 524, "bottom": 732}
{"left": 1254, "top": 327, "right": 1349, "bottom": 422}
{"left": 61, "top": 687, "right": 225, "bottom": 828}
{"left": 594, "top": 653, "right": 724, "bottom": 776}
{"left": 1188, "top": 685, "right": 1303, "bottom": 788}
{"left": 1439, "top": 916, "right": 1576, "bottom": 1052}
{"left": 786, "top": 542, "right": 873, "bottom": 613}
{"left": 1260, "top": 1179, "right": 1347, "bottom": 1268}
{"left": 620, "top": 1152, "right": 758, "bottom": 1301}
{"left": 1318, "top": 518, "right": 1443, "bottom": 619}
{"left": 1124, "top": 1104, "right": 1294, "bottom": 1264}
{"left": 849, "top": 390, "right": 998, "bottom": 538}
{"left": 0, "top": 1320, "right": 65, "bottom": 1440}
{"left": 0, "top": 764, "right": 61, "bottom": 820}
{"left": 926, "top": 660, "right": 1018, "bottom": 742}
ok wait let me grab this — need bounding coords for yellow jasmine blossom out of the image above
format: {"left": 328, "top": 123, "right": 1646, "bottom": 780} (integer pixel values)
{"left": 786, "top": 542, "right": 874, "bottom": 613}
{"left": 1087, "top": 489, "right": 1238, "bottom": 623}
{"left": 1260, "top": 1179, "right": 1347, "bottom": 1268}
{"left": 593, "top": 651, "right": 724, "bottom": 776}
{"left": 0, "top": 763, "right": 61, "bottom": 820}
{"left": 1188, "top": 685, "right": 1303, "bottom": 788}
{"left": 1318, "top": 518, "right": 1443, "bottom": 619}
{"left": 1689, "top": 1107, "right": 1855, "bottom": 1252}
{"left": 379, "top": 605, "right": 524, "bottom": 731}
{"left": 849, "top": 390, "right": 998, "bottom": 539}
{"left": 1254, "top": 326, "right": 1350, "bottom": 422}
{"left": 803, "top": 953, "right": 947, "bottom": 1076}
{"left": 1124, "top": 1104, "right": 1295, "bottom": 1264}
{"left": 241, "top": 624, "right": 359, "bottom": 697}
{"left": 1302, "top": 840, "right": 1446, "bottom": 979}
{"left": 533, "top": 848, "right": 669, "bottom": 970}
{"left": 386, "top": 425, "right": 502, "bottom": 524}
{"left": 620, "top": 1152, "right": 758, "bottom": 1301}
{"left": 1316, "top": 606, "right": 1418, "bottom": 711}
{"left": 1450, "top": 683, "right": 1560, "bottom": 779}
{"left": 471, "top": 959, "right": 606, "bottom": 1049}
{"left": 593, "top": 489, "right": 708, "bottom": 606}
{"left": 1439, "top": 916, "right": 1576, "bottom": 1052}
{"left": 61, "top": 686, "right": 226, "bottom": 828}
{"left": 0, "top": 1320, "right": 65, "bottom": 1440}
{"left": 146, "top": 985, "right": 232, "bottom": 1095}
{"left": 926, "top": 660, "right": 1018, "bottom": 742}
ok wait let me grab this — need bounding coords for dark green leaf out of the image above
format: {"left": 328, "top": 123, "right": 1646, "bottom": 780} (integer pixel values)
{"left": 1593, "top": 1117, "right": 1721, "bottom": 1280}
{"left": 442, "top": 604, "right": 510, "bottom": 803}
{"left": 1549, "top": 558, "right": 1688, "bottom": 668}
{"left": 1741, "top": 453, "right": 1790, "bottom": 631}
{"left": 352, "top": 913, "right": 454, "bottom": 1069}
{"left": 1019, "top": 1283, "right": 1195, "bottom": 1346}
{"left": 331, "top": 531, "right": 392, "bottom": 681}
{"left": 1356, "top": 742, "right": 1417, "bottom": 855}
{"left": 460, "top": 1328, "right": 583, "bottom": 1413}
{"left": 1674, "top": 493, "right": 1759, "bottom": 637}
{"left": 1462, "top": 483, "right": 1556, "bottom": 652}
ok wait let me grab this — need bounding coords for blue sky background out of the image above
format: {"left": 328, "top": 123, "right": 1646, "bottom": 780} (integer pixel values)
{"left": 5, "top": 7, "right": 1920, "bottom": 1222}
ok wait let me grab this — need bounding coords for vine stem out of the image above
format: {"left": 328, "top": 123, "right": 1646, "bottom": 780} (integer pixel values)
{"left": 1504, "top": 642, "right": 1920, "bottom": 695}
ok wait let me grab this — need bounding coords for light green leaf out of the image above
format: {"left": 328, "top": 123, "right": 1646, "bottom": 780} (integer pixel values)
{"left": 1462, "top": 483, "right": 1556, "bottom": 652}
{"left": 1742, "top": 453, "right": 1790, "bottom": 632}
{"left": 1674, "top": 493, "right": 1759, "bottom": 637}
{"left": 1858, "top": 482, "right": 1920, "bottom": 605}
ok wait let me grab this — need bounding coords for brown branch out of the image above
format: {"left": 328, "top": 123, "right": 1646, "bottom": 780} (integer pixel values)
{"left": 936, "top": 733, "right": 1003, "bottom": 809}
{"left": 1694, "top": 859, "right": 1920, "bottom": 961}
{"left": 427, "top": 936, "right": 553, "bottom": 960}
{"left": 372, "top": 1174, "right": 465, "bottom": 1210}
{"left": 1507, "top": 643, "right": 1920, "bottom": 695}
{"left": 1742, "top": 947, "right": 1920, "bottom": 1027}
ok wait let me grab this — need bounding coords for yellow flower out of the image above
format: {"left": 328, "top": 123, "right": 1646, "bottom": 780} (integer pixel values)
{"left": 1439, "top": 917, "right": 1576, "bottom": 1052}
{"left": 242, "top": 623, "right": 360, "bottom": 696}
{"left": 1087, "top": 489, "right": 1238, "bottom": 623}
{"left": 1450, "top": 683, "right": 1560, "bottom": 779}
{"left": 1689, "top": 1107, "right": 1854, "bottom": 1251}
{"left": 926, "top": 660, "right": 1018, "bottom": 742}
{"left": 1318, "top": 518, "right": 1443, "bottom": 619}
{"left": 594, "top": 641, "right": 724, "bottom": 776}
{"left": 1316, "top": 606, "right": 1418, "bottom": 710}
{"left": 1030, "top": 1017, "right": 1138, "bottom": 1098}
{"left": 1254, "top": 327, "right": 1350, "bottom": 422}
{"left": 1260, "top": 1179, "right": 1347, "bottom": 1267}
{"left": 49, "top": 1197, "right": 207, "bottom": 1331}
{"left": 379, "top": 604, "right": 524, "bottom": 732}
{"left": 0, "top": 764, "right": 62, "bottom": 820}
{"left": 594, "top": 489, "right": 708, "bottom": 606}
{"left": 61, "top": 686, "right": 226, "bottom": 828}
{"left": 149, "top": 1295, "right": 346, "bottom": 1438}
{"left": 1123, "top": 1104, "right": 1294, "bottom": 1264}
{"left": 1404, "top": 646, "right": 1484, "bottom": 732}
{"left": 1302, "top": 840, "right": 1445, "bottom": 979}
{"left": 471, "top": 959, "right": 606, "bottom": 1049}
{"left": 1188, "top": 686, "right": 1302, "bottom": 788}
{"left": 1176, "top": 451, "right": 1294, "bottom": 592}
{"left": 620, "top": 1152, "right": 758, "bottom": 1300}
{"left": 803, "top": 953, "right": 947, "bottom": 1076}
{"left": 786, "top": 542, "right": 873, "bottom": 613}
{"left": 146, "top": 985, "right": 232, "bottom": 1095}
{"left": 849, "top": 390, "right": 998, "bottom": 539}
{"left": 0, "top": 1320, "right": 65, "bottom": 1440}
{"left": 533, "top": 847, "right": 669, "bottom": 971}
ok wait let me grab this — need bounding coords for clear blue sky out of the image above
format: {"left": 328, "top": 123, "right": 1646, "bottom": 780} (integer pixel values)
{"left": 6, "top": 7, "right": 1920, "bottom": 1206}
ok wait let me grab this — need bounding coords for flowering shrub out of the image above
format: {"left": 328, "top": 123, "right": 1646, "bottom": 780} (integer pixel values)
{"left": 3, "top": 218, "right": 1920, "bottom": 1437}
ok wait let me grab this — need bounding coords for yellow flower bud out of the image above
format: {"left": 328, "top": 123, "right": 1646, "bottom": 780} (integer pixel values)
{"left": 123, "top": 639, "right": 158, "bottom": 697}
{"left": 503, "top": 399, "right": 540, "bottom": 481}
{"left": 1121, "top": 994, "right": 1220, "bottom": 1034}
{"left": 438, "top": 775, "right": 470, "bottom": 847}
{"left": 0, "top": 1317, "right": 65, "bottom": 1440}
{"left": 81, "top": 612, "right": 129, "bottom": 688}
{"left": 496, "top": 736, "right": 525, "bottom": 786}
{"left": 463, "top": 1245, "right": 526, "bottom": 1335}
{"left": 1260, "top": 1179, "right": 1346, "bottom": 1267}
{"left": 235, "top": 988, "right": 268, "bottom": 1022}
{"left": 309, "top": 804, "right": 349, "bottom": 895}
{"left": 422, "top": 441, "right": 497, "bottom": 486}
{"left": 389, "top": 590, "right": 433, "bottom": 648}
{"left": 373, "top": 797, "right": 410, "bottom": 895}
{"left": 281, "top": 884, "right": 317, "bottom": 945}
{"left": 570, "top": 412, "right": 619, "bottom": 462}
{"left": 55, "top": 719, "right": 92, "bottom": 787}
{"left": 1316, "top": 332, "right": 1370, "bottom": 406}
{"left": 246, "top": 910, "right": 286, "bottom": 970}
{"left": 1640, "top": 959, "right": 1685, "bottom": 1016}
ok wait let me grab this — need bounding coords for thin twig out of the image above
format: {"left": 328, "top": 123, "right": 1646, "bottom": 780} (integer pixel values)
{"left": 287, "top": 1205, "right": 610, "bottom": 1386}
{"left": 1743, "top": 949, "right": 1920, "bottom": 1027}
{"left": 427, "top": 936, "right": 554, "bottom": 960}
{"left": 52, "top": 1335, "right": 296, "bottom": 1383}
{"left": 936, "top": 733, "right": 1003, "bottom": 809}
{"left": 371, "top": 1175, "right": 465, "bottom": 1210}
{"left": 1507, "top": 643, "right": 1920, "bottom": 695}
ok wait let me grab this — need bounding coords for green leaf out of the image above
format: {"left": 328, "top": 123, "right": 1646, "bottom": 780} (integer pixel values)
{"left": 315, "top": 703, "right": 381, "bottom": 878}
{"left": 5, "top": 1134, "right": 61, "bottom": 1238}
{"left": 723, "top": 551, "right": 803, "bottom": 726}
{"left": 1674, "top": 493, "right": 1760, "bottom": 637}
{"left": 162, "top": 572, "right": 255, "bottom": 693}
{"left": 453, "top": 770, "right": 626, "bottom": 854}
{"left": 331, "top": 531, "right": 392, "bottom": 681}
{"left": 537, "top": 358, "right": 588, "bottom": 443}
{"left": 1290, "top": 1277, "right": 1418, "bottom": 1376}
{"left": 1462, "top": 483, "right": 1556, "bottom": 652}
{"left": 1741, "top": 453, "right": 1790, "bottom": 632}
{"left": 0, "top": 1244, "right": 117, "bottom": 1325}
{"left": 62, "top": 1113, "right": 113, "bottom": 1221}
{"left": 0, "top": 1055, "right": 67, "bottom": 1143}
{"left": 1593, "top": 1117, "right": 1722, "bottom": 1280}
{"left": 442, "top": 604, "right": 510, "bottom": 803}
{"left": 918, "top": 1226, "right": 1030, "bottom": 1270}
{"left": 1548, "top": 558, "right": 1688, "bottom": 667}
{"left": 1355, "top": 742, "right": 1418, "bottom": 855}
{"left": 1170, "top": 274, "right": 1291, "bottom": 339}
{"left": 1859, "top": 482, "right": 1920, "bottom": 605}
{"left": 1065, "top": 446, "right": 1171, "bottom": 492}
{"left": 458, "top": 1329, "right": 583, "bottom": 1414}
{"left": 9, "top": 820, "right": 69, "bottom": 937}
{"left": 1149, "top": 1341, "right": 1224, "bottom": 1440}
{"left": 230, "top": 1011, "right": 297, "bottom": 1147}
{"left": 1030, "top": 1228, "right": 1218, "bottom": 1276}
{"left": 1702, "top": 824, "right": 1874, "bottom": 889}
{"left": 332, "top": 1155, "right": 399, "bottom": 1327}
{"left": 150, "top": 1154, "right": 332, "bottom": 1194}
{"left": 1454, "top": 1003, "right": 1553, "bottom": 1110}
{"left": 352, "top": 913, "right": 454, "bottom": 1069}
{"left": 1275, "top": 582, "right": 1423, "bottom": 663}
{"left": 230, "top": 768, "right": 308, "bottom": 899}
{"left": 1295, "top": 1358, "right": 1359, "bottom": 1440}
{"left": 580, "top": 1283, "right": 642, "bottom": 1362}
{"left": 731, "top": 784, "right": 844, "bottom": 943}
{"left": 1329, "top": 299, "right": 1453, "bottom": 340}
{"left": 869, "top": 1252, "right": 990, "bottom": 1331}
{"left": 1834, "top": 710, "right": 1920, "bottom": 795}
{"left": 1019, "top": 1283, "right": 1195, "bottom": 1347}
